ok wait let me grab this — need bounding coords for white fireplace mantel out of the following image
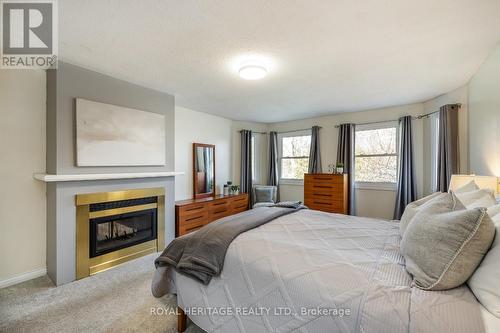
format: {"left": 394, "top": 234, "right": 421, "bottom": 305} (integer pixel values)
{"left": 33, "top": 171, "right": 184, "bottom": 182}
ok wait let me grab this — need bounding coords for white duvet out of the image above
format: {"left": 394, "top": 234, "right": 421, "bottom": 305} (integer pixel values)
{"left": 165, "top": 209, "right": 493, "bottom": 333}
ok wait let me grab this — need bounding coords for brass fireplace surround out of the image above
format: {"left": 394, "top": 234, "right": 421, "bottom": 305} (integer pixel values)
{"left": 75, "top": 188, "right": 165, "bottom": 279}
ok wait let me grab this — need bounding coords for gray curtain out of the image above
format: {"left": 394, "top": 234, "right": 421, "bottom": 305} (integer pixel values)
{"left": 268, "top": 131, "right": 280, "bottom": 201}
{"left": 336, "top": 124, "right": 355, "bottom": 215}
{"left": 308, "top": 126, "right": 322, "bottom": 173}
{"left": 394, "top": 116, "right": 417, "bottom": 219}
{"left": 437, "top": 104, "right": 460, "bottom": 192}
{"left": 240, "top": 130, "right": 253, "bottom": 207}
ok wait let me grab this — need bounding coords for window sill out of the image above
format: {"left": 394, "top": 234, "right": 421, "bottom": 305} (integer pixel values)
{"left": 279, "top": 179, "right": 304, "bottom": 186}
{"left": 355, "top": 182, "right": 397, "bottom": 191}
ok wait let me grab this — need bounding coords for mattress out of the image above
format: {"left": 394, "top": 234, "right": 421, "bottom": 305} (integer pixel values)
{"left": 172, "top": 209, "right": 496, "bottom": 332}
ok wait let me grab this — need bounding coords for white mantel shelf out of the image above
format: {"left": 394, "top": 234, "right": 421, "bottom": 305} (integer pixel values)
{"left": 33, "top": 171, "right": 184, "bottom": 182}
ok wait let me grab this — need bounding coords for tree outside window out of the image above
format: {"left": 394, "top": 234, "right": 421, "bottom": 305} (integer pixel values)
{"left": 355, "top": 123, "right": 398, "bottom": 183}
{"left": 279, "top": 133, "right": 311, "bottom": 181}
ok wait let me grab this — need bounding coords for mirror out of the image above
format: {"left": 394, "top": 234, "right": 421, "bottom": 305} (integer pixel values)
{"left": 193, "top": 143, "right": 215, "bottom": 199}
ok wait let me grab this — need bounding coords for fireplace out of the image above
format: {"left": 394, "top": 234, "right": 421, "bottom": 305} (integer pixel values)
{"left": 75, "top": 188, "right": 165, "bottom": 279}
{"left": 89, "top": 197, "right": 158, "bottom": 258}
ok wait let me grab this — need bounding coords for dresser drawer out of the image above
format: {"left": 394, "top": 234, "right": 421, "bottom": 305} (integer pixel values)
{"left": 178, "top": 203, "right": 207, "bottom": 218}
{"left": 231, "top": 202, "right": 248, "bottom": 212}
{"left": 305, "top": 199, "right": 344, "bottom": 212}
{"left": 304, "top": 190, "right": 344, "bottom": 201}
{"left": 304, "top": 174, "right": 345, "bottom": 185}
{"left": 305, "top": 195, "right": 341, "bottom": 205}
{"left": 208, "top": 199, "right": 230, "bottom": 210}
{"left": 231, "top": 195, "right": 248, "bottom": 205}
{"left": 178, "top": 211, "right": 208, "bottom": 235}
{"left": 179, "top": 223, "right": 204, "bottom": 235}
{"left": 230, "top": 199, "right": 248, "bottom": 213}
{"left": 208, "top": 199, "right": 230, "bottom": 212}
{"left": 208, "top": 199, "right": 231, "bottom": 220}
{"left": 306, "top": 203, "right": 344, "bottom": 213}
{"left": 304, "top": 183, "right": 342, "bottom": 195}
{"left": 231, "top": 196, "right": 248, "bottom": 210}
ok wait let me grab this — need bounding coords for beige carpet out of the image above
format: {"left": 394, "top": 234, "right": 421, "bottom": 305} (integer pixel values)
{"left": 0, "top": 253, "right": 204, "bottom": 333}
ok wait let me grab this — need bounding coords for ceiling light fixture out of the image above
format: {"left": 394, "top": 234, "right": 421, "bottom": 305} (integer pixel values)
{"left": 238, "top": 62, "right": 268, "bottom": 80}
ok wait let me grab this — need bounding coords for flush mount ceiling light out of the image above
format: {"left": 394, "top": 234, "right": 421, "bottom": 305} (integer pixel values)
{"left": 238, "top": 62, "right": 268, "bottom": 80}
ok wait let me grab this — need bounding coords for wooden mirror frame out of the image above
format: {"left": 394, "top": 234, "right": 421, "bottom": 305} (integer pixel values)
{"left": 193, "top": 143, "right": 216, "bottom": 199}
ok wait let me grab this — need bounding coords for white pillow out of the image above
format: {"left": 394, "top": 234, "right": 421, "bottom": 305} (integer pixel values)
{"left": 454, "top": 180, "right": 480, "bottom": 193}
{"left": 468, "top": 204, "right": 500, "bottom": 318}
{"left": 488, "top": 204, "right": 500, "bottom": 218}
{"left": 454, "top": 188, "right": 497, "bottom": 209}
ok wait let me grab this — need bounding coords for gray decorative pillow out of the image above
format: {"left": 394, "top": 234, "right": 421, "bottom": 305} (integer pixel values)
{"left": 254, "top": 187, "right": 275, "bottom": 203}
{"left": 399, "top": 192, "right": 444, "bottom": 236}
{"left": 273, "top": 201, "right": 303, "bottom": 209}
{"left": 401, "top": 192, "right": 495, "bottom": 291}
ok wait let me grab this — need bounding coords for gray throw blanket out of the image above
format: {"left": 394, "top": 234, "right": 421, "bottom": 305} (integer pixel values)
{"left": 155, "top": 205, "right": 305, "bottom": 285}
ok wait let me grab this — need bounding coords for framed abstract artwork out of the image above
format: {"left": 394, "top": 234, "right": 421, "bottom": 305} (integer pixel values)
{"left": 76, "top": 98, "right": 166, "bottom": 166}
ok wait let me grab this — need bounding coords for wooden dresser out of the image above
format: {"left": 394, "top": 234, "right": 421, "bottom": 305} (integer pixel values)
{"left": 175, "top": 193, "right": 249, "bottom": 236}
{"left": 304, "top": 173, "right": 348, "bottom": 214}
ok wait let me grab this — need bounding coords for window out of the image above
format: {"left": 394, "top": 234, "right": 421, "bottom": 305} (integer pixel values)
{"left": 278, "top": 130, "right": 311, "bottom": 183}
{"left": 430, "top": 113, "right": 440, "bottom": 191}
{"left": 355, "top": 122, "right": 398, "bottom": 186}
{"left": 251, "top": 134, "right": 260, "bottom": 184}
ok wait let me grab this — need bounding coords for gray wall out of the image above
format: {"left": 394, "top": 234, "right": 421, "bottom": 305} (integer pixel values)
{"left": 45, "top": 62, "right": 176, "bottom": 285}
{"left": 46, "top": 62, "right": 175, "bottom": 174}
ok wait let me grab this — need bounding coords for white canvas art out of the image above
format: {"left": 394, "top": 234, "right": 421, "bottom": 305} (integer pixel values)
{"left": 76, "top": 99, "right": 166, "bottom": 166}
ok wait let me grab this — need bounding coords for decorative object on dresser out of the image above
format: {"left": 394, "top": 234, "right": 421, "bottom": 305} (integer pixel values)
{"left": 327, "top": 163, "right": 335, "bottom": 174}
{"left": 229, "top": 184, "right": 240, "bottom": 195}
{"left": 175, "top": 193, "right": 249, "bottom": 236}
{"left": 304, "top": 173, "right": 348, "bottom": 214}
{"left": 193, "top": 143, "right": 215, "bottom": 199}
{"left": 336, "top": 163, "right": 344, "bottom": 174}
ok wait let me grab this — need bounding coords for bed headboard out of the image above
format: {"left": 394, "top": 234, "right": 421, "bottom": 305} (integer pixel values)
{"left": 449, "top": 175, "right": 499, "bottom": 195}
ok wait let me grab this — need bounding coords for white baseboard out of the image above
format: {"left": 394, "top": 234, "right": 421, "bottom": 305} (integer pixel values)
{"left": 0, "top": 267, "right": 47, "bottom": 289}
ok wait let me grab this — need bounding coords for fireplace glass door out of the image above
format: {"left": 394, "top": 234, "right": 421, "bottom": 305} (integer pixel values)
{"left": 89, "top": 208, "right": 157, "bottom": 258}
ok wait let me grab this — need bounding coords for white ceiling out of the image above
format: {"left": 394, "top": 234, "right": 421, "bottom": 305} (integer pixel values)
{"left": 59, "top": 0, "right": 500, "bottom": 123}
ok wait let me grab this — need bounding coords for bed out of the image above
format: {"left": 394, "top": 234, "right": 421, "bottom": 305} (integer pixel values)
{"left": 154, "top": 208, "right": 500, "bottom": 333}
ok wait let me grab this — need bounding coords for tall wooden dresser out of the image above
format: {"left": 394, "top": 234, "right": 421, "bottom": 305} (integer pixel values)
{"left": 304, "top": 173, "right": 348, "bottom": 214}
{"left": 175, "top": 193, "right": 249, "bottom": 236}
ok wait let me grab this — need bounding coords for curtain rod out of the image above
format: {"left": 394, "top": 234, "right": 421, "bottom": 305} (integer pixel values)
{"left": 238, "top": 127, "right": 322, "bottom": 135}
{"left": 416, "top": 103, "right": 462, "bottom": 119}
{"left": 334, "top": 119, "right": 397, "bottom": 128}
{"left": 237, "top": 130, "right": 267, "bottom": 134}
{"left": 276, "top": 127, "right": 321, "bottom": 134}
{"left": 334, "top": 103, "right": 462, "bottom": 128}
